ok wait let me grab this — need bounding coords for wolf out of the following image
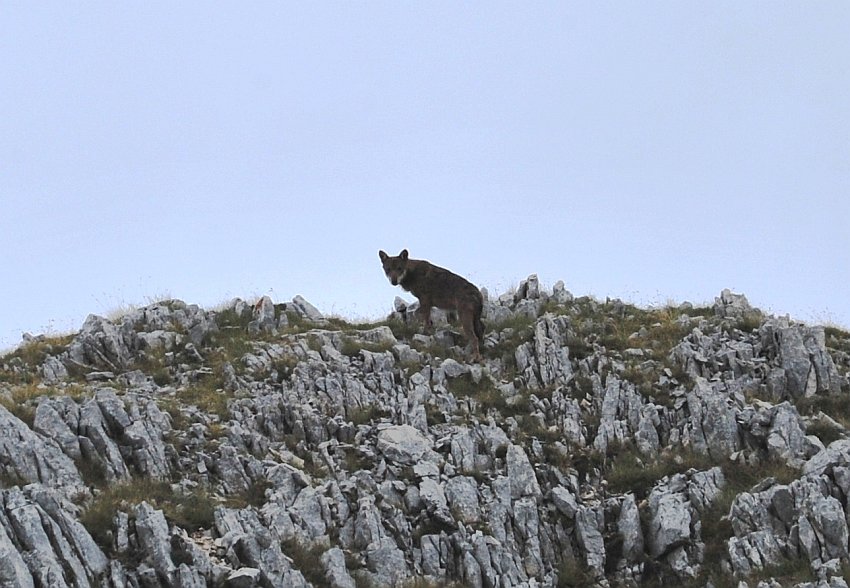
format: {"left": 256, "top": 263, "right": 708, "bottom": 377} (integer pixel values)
{"left": 379, "top": 249, "right": 484, "bottom": 362}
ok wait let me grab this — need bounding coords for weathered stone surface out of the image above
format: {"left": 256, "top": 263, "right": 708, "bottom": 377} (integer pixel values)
{"left": 714, "top": 288, "right": 760, "bottom": 321}
{"left": 761, "top": 318, "right": 844, "bottom": 398}
{"left": 215, "top": 507, "right": 309, "bottom": 587}
{"left": 0, "top": 405, "right": 85, "bottom": 497}
{"left": 0, "top": 485, "right": 108, "bottom": 587}
{"left": 290, "top": 295, "right": 325, "bottom": 323}
{"left": 506, "top": 443, "right": 541, "bottom": 499}
{"left": 0, "top": 520, "right": 33, "bottom": 588}
{"left": 647, "top": 477, "right": 691, "bottom": 558}
{"left": 227, "top": 566, "right": 261, "bottom": 588}
{"left": 320, "top": 546, "right": 356, "bottom": 588}
{"left": 134, "top": 502, "right": 176, "bottom": 582}
{"left": 445, "top": 476, "right": 480, "bottom": 524}
{"left": 2, "top": 287, "right": 849, "bottom": 587}
{"left": 66, "top": 314, "right": 134, "bottom": 371}
{"left": 377, "top": 425, "right": 436, "bottom": 465}
{"left": 40, "top": 355, "right": 69, "bottom": 383}
{"left": 618, "top": 494, "right": 645, "bottom": 563}
{"left": 575, "top": 505, "right": 605, "bottom": 576}
{"left": 515, "top": 315, "right": 572, "bottom": 389}
{"left": 685, "top": 377, "right": 741, "bottom": 458}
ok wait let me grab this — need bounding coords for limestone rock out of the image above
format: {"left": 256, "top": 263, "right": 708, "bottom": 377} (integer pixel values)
{"left": 377, "top": 425, "right": 436, "bottom": 466}
{"left": 506, "top": 443, "right": 541, "bottom": 499}
{"left": 0, "top": 405, "right": 85, "bottom": 497}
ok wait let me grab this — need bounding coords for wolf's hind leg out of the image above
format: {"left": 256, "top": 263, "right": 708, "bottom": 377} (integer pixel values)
{"left": 460, "top": 310, "right": 483, "bottom": 363}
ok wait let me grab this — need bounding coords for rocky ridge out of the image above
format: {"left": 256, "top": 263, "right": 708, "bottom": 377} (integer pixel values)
{"left": 1, "top": 277, "right": 850, "bottom": 587}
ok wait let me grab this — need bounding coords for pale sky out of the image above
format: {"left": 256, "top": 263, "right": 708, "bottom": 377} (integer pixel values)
{"left": 2, "top": 3, "right": 849, "bottom": 351}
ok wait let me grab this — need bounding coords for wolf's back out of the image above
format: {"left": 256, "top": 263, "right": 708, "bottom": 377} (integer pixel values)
{"left": 420, "top": 262, "right": 480, "bottom": 298}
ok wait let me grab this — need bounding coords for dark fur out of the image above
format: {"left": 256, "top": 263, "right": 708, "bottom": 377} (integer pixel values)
{"left": 379, "top": 249, "right": 484, "bottom": 361}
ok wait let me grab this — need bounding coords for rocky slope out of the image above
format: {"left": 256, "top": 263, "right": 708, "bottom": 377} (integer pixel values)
{"left": 1, "top": 277, "right": 850, "bottom": 588}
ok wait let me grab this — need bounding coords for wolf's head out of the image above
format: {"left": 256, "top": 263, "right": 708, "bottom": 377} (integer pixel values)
{"left": 379, "top": 249, "right": 409, "bottom": 286}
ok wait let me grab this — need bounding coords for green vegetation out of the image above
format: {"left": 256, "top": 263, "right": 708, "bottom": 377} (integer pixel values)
{"left": 80, "top": 478, "right": 210, "bottom": 552}
{"left": 446, "top": 373, "right": 526, "bottom": 417}
{"left": 425, "top": 402, "right": 446, "bottom": 426}
{"left": 348, "top": 404, "right": 391, "bottom": 426}
{"left": 0, "top": 334, "right": 75, "bottom": 384}
{"left": 0, "top": 382, "right": 64, "bottom": 427}
{"left": 825, "top": 325, "right": 850, "bottom": 354}
{"left": 605, "top": 447, "right": 715, "bottom": 499}
{"left": 76, "top": 455, "right": 108, "bottom": 488}
{"left": 340, "top": 336, "right": 395, "bottom": 358}
{"left": 280, "top": 538, "right": 331, "bottom": 586}
{"left": 483, "top": 314, "right": 536, "bottom": 374}
{"left": 325, "top": 316, "right": 387, "bottom": 331}
{"left": 80, "top": 475, "right": 272, "bottom": 554}
{"left": 734, "top": 314, "right": 764, "bottom": 334}
{"left": 399, "top": 578, "right": 467, "bottom": 588}
{"left": 174, "top": 379, "right": 231, "bottom": 422}
{"left": 0, "top": 470, "right": 28, "bottom": 489}
{"left": 690, "top": 457, "right": 801, "bottom": 588}
{"left": 136, "top": 347, "right": 173, "bottom": 386}
{"left": 385, "top": 317, "right": 420, "bottom": 341}
{"left": 805, "top": 418, "right": 845, "bottom": 446}
{"left": 556, "top": 557, "right": 594, "bottom": 587}
{"left": 798, "top": 395, "right": 850, "bottom": 429}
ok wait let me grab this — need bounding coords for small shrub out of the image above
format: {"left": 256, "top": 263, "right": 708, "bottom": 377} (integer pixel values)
{"left": 0, "top": 383, "right": 59, "bottom": 428}
{"left": 348, "top": 404, "right": 390, "bottom": 426}
{"left": 306, "top": 334, "right": 323, "bottom": 353}
{"left": 79, "top": 478, "right": 174, "bottom": 551}
{"left": 81, "top": 478, "right": 222, "bottom": 553}
{"left": 245, "top": 479, "right": 272, "bottom": 507}
{"left": 175, "top": 381, "right": 230, "bottom": 421}
{"left": 4, "top": 334, "right": 74, "bottom": 373}
{"left": 566, "top": 334, "right": 593, "bottom": 361}
{"left": 798, "top": 395, "right": 850, "bottom": 429}
{"left": 569, "top": 374, "right": 595, "bottom": 401}
{"left": 541, "top": 442, "right": 575, "bottom": 473}
{"left": 174, "top": 489, "right": 218, "bottom": 532}
{"left": 447, "top": 374, "right": 510, "bottom": 415}
{"left": 326, "top": 316, "right": 386, "bottom": 331}
{"left": 340, "top": 337, "right": 394, "bottom": 357}
{"left": 425, "top": 402, "right": 446, "bottom": 426}
{"left": 556, "top": 557, "right": 593, "bottom": 587}
{"left": 342, "top": 447, "right": 373, "bottom": 474}
{"left": 0, "top": 470, "right": 28, "bottom": 489}
{"left": 385, "top": 317, "right": 419, "bottom": 341}
{"left": 77, "top": 456, "right": 108, "bottom": 488}
{"left": 214, "top": 306, "right": 253, "bottom": 329}
{"left": 805, "top": 419, "right": 845, "bottom": 446}
{"left": 605, "top": 448, "right": 714, "bottom": 499}
{"left": 694, "top": 457, "right": 802, "bottom": 587}
{"left": 158, "top": 398, "right": 189, "bottom": 431}
{"left": 515, "top": 412, "right": 560, "bottom": 445}
{"left": 280, "top": 538, "right": 330, "bottom": 586}
{"left": 484, "top": 316, "right": 536, "bottom": 370}
{"left": 735, "top": 314, "right": 764, "bottom": 333}
{"left": 224, "top": 478, "right": 272, "bottom": 510}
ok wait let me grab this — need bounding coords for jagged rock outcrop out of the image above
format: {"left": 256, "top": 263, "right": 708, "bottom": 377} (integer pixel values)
{"left": 0, "top": 405, "right": 85, "bottom": 497}
{"left": 1, "top": 282, "right": 849, "bottom": 587}
{"left": 0, "top": 485, "right": 108, "bottom": 587}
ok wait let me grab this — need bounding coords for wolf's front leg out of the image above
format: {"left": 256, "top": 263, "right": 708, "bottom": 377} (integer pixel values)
{"left": 418, "top": 303, "right": 433, "bottom": 334}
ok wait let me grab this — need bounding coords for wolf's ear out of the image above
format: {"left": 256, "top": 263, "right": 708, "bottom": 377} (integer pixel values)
{"left": 399, "top": 249, "right": 409, "bottom": 260}
{"left": 379, "top": 250, "right": 387, "bottom": 261}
